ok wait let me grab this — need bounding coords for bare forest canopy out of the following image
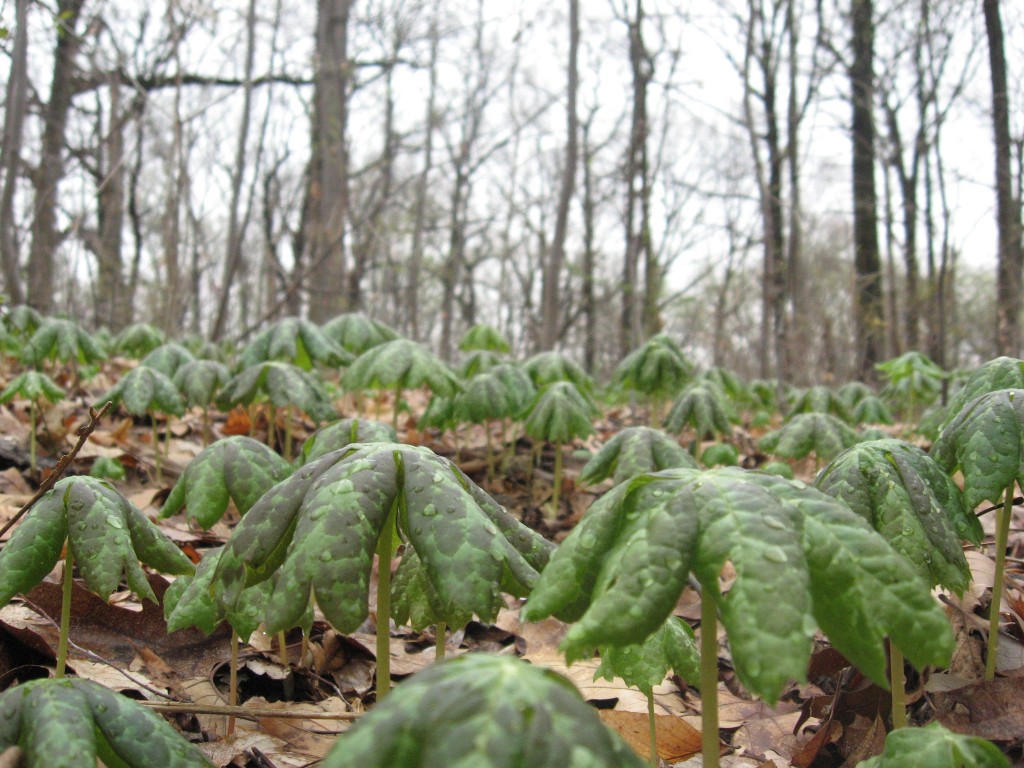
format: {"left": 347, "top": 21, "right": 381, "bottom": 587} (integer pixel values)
{"left": 0, "top": 0, "right": 1022, "bottom": 385}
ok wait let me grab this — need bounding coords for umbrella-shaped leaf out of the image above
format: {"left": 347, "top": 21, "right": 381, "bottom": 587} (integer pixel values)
{"left": 112, "top": 322, "right": 166, "bottom": 358}
{"left": 215, "top": 443, "right": 553, "bottom": 634}
{"left": 595, "top": 615, "right": 701, "bottom": 695}
{"left": 172, "top": 359, "right": 231, "bottom": 408}
{"left": 523, "top": 350, "right": 594, "bottom": 393}
{"left": 877, "top": 351, "right": 946, "bottom": 417}
{"left": 0, "top": 477, "right": 193, "bottom": 607}
{"left": 816, "top": 439, "right": 982, "bottom": 593}
{"left": 701, "top": 442, "right": 738, "bottom": 467}
{"left": 788, "top": 385, "right": 854, "bottom": 423}
{"left": 699, "top": 366, "right": 747, "bottom": 404}
{"left": 611, "top": 334, "right": 693, "bottom": 400}
{"left": 160, "top": 436, "right": 293, "bottom": 528}
{"left": 391, "top": 544, "right": 472, "bottom": 632}
{"left": 664, "top": 382, "right": 734, "bottom": 439}
{"left": 301, "top": 418, "right": 397, "bottom": 464}
{"left": 459, "top": 349, "right": 506, "bottom": 378}
{"left": 839, "top": 381, "right": 875, "bottom": 408}
{"left": 522, "top": 467, "right": 953, "bottom": 703}
{"left": 856, "top": 722, "right": 1008, "bottom": 768}
{"left": 0, "top": 677, "right": 212, "bottom": 767}
{"left": 454, "top": 372, "right": 521, "bottom": 424}
{"left": 342, "top": 339, "right": 461, "bottom": 398}
{"left": 852, "top": 395, "right": 894, "bottom": 426}
{"left": 319, "top": 653, "right": 645, "bottom": 768}
{"left": 417, "top": 394, "right": 457, "bottom": 431}
{"left": 0, "top": 370, "right": 65, "bottom": 405}
{"left": 241, "top": 316, "right": 354, "bottom": 370}
{"left": 217, "top": 361, "right": 336, "bottom": 422}
{"left": 140, "top": 343, "right": 195, "bottom": 378}
{"left": 321, "top": 312, "right": 401, "bottom": 355}
{"left": 523, "top": 381, "right": 599, "bottom": 445}
{"left": 942, "top": 357, "right": 1024, "bottom": 430}
{"left": 102, "top": 365, "right": 185, "bottom": 417}
{"left": 459, "top": 323, "right": 511, "bottom": 353}
{"left": 3, "top": 304, "right": 42, "bottom": 336}
{"left": 20, "top": 317, "right": 107, "bottom": 367}
{"left": 579, "top": 426, "right": 697, "bottom": 487}
{"left": 488, "top": 362, "right": 536, "bottom": 416}
{"left": 760, "top": 412, "right": 861, "bottom": 462}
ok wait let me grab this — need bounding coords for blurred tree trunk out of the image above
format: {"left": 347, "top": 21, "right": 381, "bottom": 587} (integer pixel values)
{"left": 0, "top": 0, "right": 29, "bottom": 305}
{"left": 849, "top": 0, "right": 885, "bottom": 380}
{"left": 27, "top": 0, "right": 86, "bottom": 314}
{"left": 307, "top": 0, "right": 352, "bottom": 323}
{"left": 581, "top": 114, "right": 597, "bottom": 373}
{"left": 984, "top": 0, "right": 1023, "bottom": 357}
{"left": 541, "top": 0, "right": 579, "bottom": 351}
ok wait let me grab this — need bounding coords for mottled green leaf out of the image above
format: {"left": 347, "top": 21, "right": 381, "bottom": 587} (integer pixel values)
{"left": 160, "top": 436, "right": 293, "bottom": 528}
{"left": 20, "top": 318, "right": 107, "bottom": 367}
{"left": 140, "top": 343, "right": 196, "bottom": 378}
{"left": 0, "top": 493, "right": 68, "bottom": 607}
{"left": 856, "top": 722, "right": 1008, "bottom": 768}
{"left": 342, "top": 339, "right": 461, "bottom": 398}
{"left": 101, "top": 365, "right": 185, "bottom": 417}
{"left": 817, "top": 439, "right": 980, "bottom": 593}
{"left": 760, "top": 412, "right": 861, "bottom": 462}
{"left": 321, "top": 312, "right": 400, "bottom": 355}
{"left": 523, "top": 381, "right": 598, "bottom": 444}
{"left": 217, "top": 361, "right": 336, "bottom": 422}
{"left": 789, "top": 385, "right": 854, "bottom": 423}
{"left": 113, "top": 323, "right": 166, "bottom": 359}
{"left": 523, "top": 350, "right": 594, "bottom": 393}
{"left": 454, "top": 372, "right": 521, "bottom": 424}
{"left": 852, "top": 395, "right": 894, "bottom": 426}
{"left": 523, "top": 467, "right": 953, "bottom": 703}
{"left": 595, "top": 616, "right": 700, "bottom": 694}
{"left": 172, "top": 359, "right": 231, "bottom": 408}
{"left": 301, "top": 418, "right": 397, "bottom": 464}
{"left": 579, "top": 426, "right": 697, "bottom": 487}
{"left": 664, "top": 382, "right": 734, "bottom": 439}
{"left": 943, "top": 357, "right": 1024, "bottom": 430}
{"left": 611, "top": 334, "right": 693, "bottom": 400}
{"left": 320, "top": 654, "right": 645, "bottom": 768}
{"left": 932, "top": 389, "right": 1024, "bottom": 511}
{"left": 458, "top": 323, "right": 510, "bottom": 353}
{"left": 0, "top": 371, "right": 65, "bottom": 405}
{"left": 241, "top": 317, "right": 354, "bottom": 370}
{"left": 391, "top": 545, "right": 471, "bottom": 631}
{"left": 458, "top": 350, "right": 506, "bottom": 378}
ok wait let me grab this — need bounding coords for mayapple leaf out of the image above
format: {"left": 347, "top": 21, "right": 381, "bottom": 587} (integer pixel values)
{"left": 759, "top": 412, "right": 861, "bottom": 462}
{"left": 0, "top": 678, "right": 212, "bottom": 767}
{"left": 301, "top": 418, "right": 397, "bottom": 464}
{"left": 856, "top": 722, "right": 1008, "bottom": 768}
{"left": 931, "top": 388, "right": 1024, "bottom": 511}
{"left": 217, "top": 361, "right": 336, "bottom": 422}
{"left": 523, "top": 381, "right": 598, "bottom": 444}
{"left": 942, "top": 357, "right": 1024, "bottom": 430}
{"left": 852, "top": 395, "right": 894, "bottom": 426}
{"left": 789, "top": 385, "right": 855, "bottom": 423}
{"left": 0, "top": 495, "right": 68, "bottom": 607}
{"left": 840, "top": 381, "right": 875, "bottom": 408}
{"left": 320, "top": 312, "right": 400, "bottom": 355}
{"left": 817, "top": 439, "right": 981, "bottom": 594}
{"left": 595, "top": 616, "right": 701, "bottom": 695}
{"left": 611, "top": 333, "right": 693, "bottom": 400}
{"left": 579, "top": 426, "right": 698, "bottom": 487}
{"left": 0, "top": 370, "right": 65, "bottom": 405}
{"left": 140, "top": 343, "right": 196, "bottom": 378}
{"left": 216, "top": 444, "right": 553, "bottom": 635}
{"left": 458, "top": 323, "right": 510, "bottom": 353}
{"left": 391, "top": 545, "right": 471, "bottom": 632}
{"left": 240, "top": 316, "right": 354, "bottom": 370}
{"left": 113, "top": 322, "right": 165, "bottom": 359}
{"left": 663, "top": 382, "right": 734, "bottom": 439}
{"left": 459, "top": 349, "right": 506, "bottom": 378}
{"left": 487, "top": 362, "right": 536, "bottom": 416}
{"left": 319, "top": 654, "right": 645, "bottom": 768}
{"left": 523, "top": 350, "right": 595, "bottom": 393}
{"left": 172, "top": 359, "right": 231, "bottom": 408}
{"left": 101, "top": 365, "right": 185, "bottom": 417}
{"left": 454, "top": 372, "right": 521, "bottom": 424}
{"left": 523, "top": 467, "right": 953, "bottom": 704}
{"left": 342, "top": 338, "right": 461, "bottom": 398}
{"left": 20, "top": 317, "right": 106, "bottom": 367}
{"left": 160, "top": 436, "right": 293, "bottom": 528}
{"left": 700, "top": 367, "right": 748, "bottom": 404}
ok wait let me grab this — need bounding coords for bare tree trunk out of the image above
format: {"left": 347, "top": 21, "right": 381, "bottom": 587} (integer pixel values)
{"left": 984, "top": 0, "right": 1023, "bottom": 357}
{"left": 211, "top": 0, "right": 259, "bottom": 340}
{"left": 406, "top": 13, "right": 440, "bottom": 340}
{"left": 581, "top": 116, "right": 597, "bottom": 372}
{"left": 784, "top": 0, "right": 806, "bottom": 381}
{"left": 307, "top": 0, "right": 352, "bottom": 323}
{"left": 849, "top": 0, "right": 885, "bottom": 380}
{"left": 541, "top": 0, "right": 579, "bottom": 351}
{"left": 160, "top": 7, "right": 186, "bottom": 334}
{"left": 0, "top": 0, "right": 29, "bottom": 305}
{"left": 27, "top": 0, "right": 86, "bottom": 314}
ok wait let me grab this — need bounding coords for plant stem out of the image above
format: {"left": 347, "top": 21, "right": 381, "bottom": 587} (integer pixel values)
{"left": 278, "top": 630, "right": 288, "bottom": 666}
{"left": 986, "top": 485, "right": 1014, "bottom": 680}
{"left": 283, "top": 407, "right": 293, "bottom": 462}
{"left": 56, "top": 545, "right": 73, "bottom": 678}
{"left": 435, "top": 622, "right": 446, "bottom": 662}
{"left": 647, "top": 689, "right": 658, "bottom": 768}
{"left": 375, "top": 499, "right": 398, "bottom": 700}
{"left": 700, "top": 593, "right": 720, "bottom": 768}
{"left": 28, "top": 402, "right": 36, "bottom": 473}
{"left": 549, "top": 440, "right": 563, "bottom": 519}
{"left": 151, "top": 418, "right": 162, "bottom": 485}
{"left": 485, "top": 419, "right": 494, "bottom": 484}
{"left": 889, "top": 644, "right": 907, "bottom": 729}
{"left": 267, "top": 403, "right": 277, "bottom": 451}
{"left": 228, "top": 628, "right": 238, "bottom": 737}
{"left": 202, "top": 407, "right": 211, "bottom": 447}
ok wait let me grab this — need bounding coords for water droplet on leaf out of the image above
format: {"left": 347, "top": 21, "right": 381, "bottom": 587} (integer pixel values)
{"left": 763, "top": 547, "right": 787, "bottom": 564}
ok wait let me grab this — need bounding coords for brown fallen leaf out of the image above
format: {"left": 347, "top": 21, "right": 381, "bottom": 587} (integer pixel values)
{"left": 934, "top": 675, "right": 1024, "bottom": 742}
{"left": 597, "top": 709, "right": 702, "bottom": 762}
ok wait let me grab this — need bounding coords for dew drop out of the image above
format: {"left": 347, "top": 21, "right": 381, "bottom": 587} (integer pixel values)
{"left": 902, "top": 526, "right": 913, "bottom": 536}
{"left": 580, "top": 531, "right": 598, "bottom": 549}
{"left": 421, "top": 504, "right": 438, "bottom": 517}
{"left": 70, "top": 501, "right": 84, "bottom": 512}
{"left": 76, "top": 522, "right": 87, "bottom": 532}
{"left": 763, "top": 547, "right": 788, "bottom": 564}
{"left": 308, "top": 508, "right": 325, "bottom": 521}
{"left": 763, "top": 517, "right": 786, "bottom": 531}
{"left": 106, "top": 516, "right": 123, "bottom": 529}
{"left": 432, "top": 471, "right": 445, "bottom": 484}
{"left": 320, "top": 551, "right": 333, "bottom": 562}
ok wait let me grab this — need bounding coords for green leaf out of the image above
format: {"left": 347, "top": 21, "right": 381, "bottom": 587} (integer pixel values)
{"left": 942, "top": 357, "right": 1024, "bottom": 430}
{"left": 140, "top": 343, "right": 196, "bottom": 378}
{"left": 664, "top": 382, "right": 734, "bottom": 439}
{"left": 160, "top": 436, "right": 293, "bottom": 528}
{"left": 0, "top": 493, "right": 68, "bottom": 607}
{"left": 319, "top": 654, "right": 646, "bottom": 768}
{"left": 391, "top": 545, "right": 472, "bottom": 631}
{"left": 932, "top": 389, "right": 1024, "bottom": 511}
{"left": 856, "top": 722, "right": 1008, "bottom": 768}
{"left": 760, "top": 412, "right": 861, "bottom": 462}
{"left": 454, "top": 372, "right": 521, "bottom": 424}
{"left": 523, "top": 350, "right": 594, "bottom": 393}
{"left": 487, "top": 363, "right": 536, "bottom": 417}
{"left": 839, "top": 381, "right": 875, "bottom": 408}
{"left": 0, "top": 371, "right": 65, "bottom": 405}
{"left": 788, "top": 385, "right": 854, "bottom": 423}
{"left": 458, "top": 323, "right": 511, "bottom": 353}
{"left": 523, "top": 381, "right": 598, "bottom": 444}
{"left": 217, "top": 361, "right": 336, "bottom": 422}
{"left": 417, "top": 394, "right": 457, "bottom": 431}
{"left": 701, "top": 442, "right": 739, "bottom": 467}
{"left": 321, "top": 312, "right": 400, "bottom": 355}
{"left": 523, "top": 467, "right": 953, "bottom": 703}
{"left": 595, "top": 616, "right": 700, "bottom": 694}
{"left": 0, "top": 678, "right": 212, "bottom": 767}
{"left": 101, "top": 365, "right": 185, "bottom": 417}
{"left": 216, "top": 444, "right": 553, "bottom": 635}
{"left": 342, "top": 339, "right": 461, "bottom": 398}
{"left": 90, "top": 456, "right": 127, "bottom": 481}
{"left": 241, "top": 317, "right": 354, "bottom": 370}
{"left": 20, "top": 318, "right": 107, "bottom": 367}
{"left": 817, "top": 439, "right": 981, "bottom": 594}
{"left": 579, "top": 426, "right": 697, "bottom": 486}
{"left": 113, "top": 323, "right": 166, "bottom": 359}
{"left": 699, "top": 366, "right": 748, "bottom": 404}
{"left": 301, "top": 418, "right": 397, "bottom": 464}
{"left": 172, "top": 359, "right": 231, "bottom": 408}
{"left": 852, "top": 395, "right": 894, "bottom": 426}
{"left": 611, "top": 334, "right": 693, "bottom": 400}
{"left": 458, "top": 350, "right": 506, "bottom": 378}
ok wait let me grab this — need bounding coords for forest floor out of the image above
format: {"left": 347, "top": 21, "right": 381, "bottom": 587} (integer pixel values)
{"left": 0, "top": 379, "right": 1021, "bottom": 767}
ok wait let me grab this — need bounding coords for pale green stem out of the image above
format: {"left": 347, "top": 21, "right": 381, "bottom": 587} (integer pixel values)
{"left": 485, "top": 420, "right": 495, "bottom": 484}
{"left": 647, "top": 689, "right": 658, "bottom": 768}
{"left": 435, "top": 622, "right": 446, "bottom": 662}
{"left": 267, "top": 403, "right": 277, "bottom": 451}
{"left": 890, "top": 644, "right": 907, "bottom": 729}
{"left": 283, "top": 407, "right": 294, "bottom": 462}
{"left": 278, "top": 630, "right": 288, "bottom": 666}
{"left": 700, "top": 593, "right": 720, "bottom": 768}
{"left": 151, "top": 419, "right": 162, "bottom": 485}
{"left": 29, "top": 402, "right": 37, "bottom": 473}
{"left": 56, "top": 546, "right": 73, "bottom": 678}
{"left": 548, "top": 441, "right": 563, "bottom": 520}
{"left": 986, "top": 486, "right": 1014, "bottom": 680}
{"left": 228, "top": 628, "right": 239, "bottom": 737}
{"left": 375, "top": 499, "right": 398, "bottom": 700}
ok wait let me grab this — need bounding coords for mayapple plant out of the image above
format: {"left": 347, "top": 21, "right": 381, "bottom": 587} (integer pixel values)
{"left": 611, "top": 334, "right": 693, "bottom": 425}
{"left": 522, "top": 466, "right": 953, "bottom": 768}
{"left": 759, "top": 411, "right": 862, "bottom": 468}
{"left": 213, "top": 442, "right": 553, "bottom": 700}
{"left": 663, "top": 381, "right": 734, "bottom": 441}
{"left": 300, "top": 417, "right": 397, "bottom": 464}
{"left": 579, "top": 426, "right": 697, "bottom": 487}
{"left": 172, "top": 358, "right": 231, "bottom": 445}
{"left": 239, "top": 316, "right": 354, "bottom": 371}
{"left": 0, "top": 476, "right": 194, "bottom": 677}
{"left": 0, "top": 369, "right": 65, "bottom": 472}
